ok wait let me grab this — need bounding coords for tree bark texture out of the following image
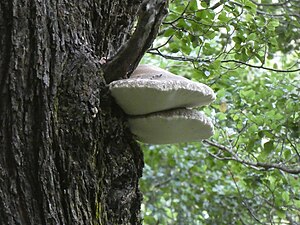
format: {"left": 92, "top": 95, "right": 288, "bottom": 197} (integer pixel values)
{"left": 0, "top": 1, "right": 145, "bottom": 224}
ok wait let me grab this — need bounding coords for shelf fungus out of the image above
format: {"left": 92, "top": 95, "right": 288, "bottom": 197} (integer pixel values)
{"left": 109, "top": 65, "right": 216, "bottom": 115}
{"left": 109, "top": 64, "right": 216, "bottom": 144}
{"left": 128, "top": 108, "right": 214, "bottom": 144}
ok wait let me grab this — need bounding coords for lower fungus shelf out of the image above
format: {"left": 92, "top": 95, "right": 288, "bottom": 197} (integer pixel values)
{"left": 128, "top": 108, "right": 214, "bottom": 144}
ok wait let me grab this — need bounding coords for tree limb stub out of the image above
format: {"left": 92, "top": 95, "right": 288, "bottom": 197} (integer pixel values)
{"left": 103, "top": 0, "right": 168, "bottom": 83}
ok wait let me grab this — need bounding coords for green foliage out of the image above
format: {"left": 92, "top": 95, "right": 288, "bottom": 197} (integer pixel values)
{"left": 140, "top": 0, "right": 300, "bottom": 224}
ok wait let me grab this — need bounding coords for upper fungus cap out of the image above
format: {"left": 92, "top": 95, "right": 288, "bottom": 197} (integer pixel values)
{"left": 109, "top": 64, "right": 216, "bottom": 115}
{"left": 128, "top": 108, "right": 214, "bottom": 144}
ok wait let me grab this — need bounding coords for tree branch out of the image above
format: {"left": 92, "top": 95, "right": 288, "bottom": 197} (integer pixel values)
{"left": 103, "top": 0, "right": 168, "bottom": 83}
{"left": 221, "top": 59, "right": 300, "bottom": 73}
{"left": 147, "top": 50, "right": 300, "bottom": 73}
{"left": 249, "top": 0, "right": 290, "bottom": 7}
{"left": 147, "top": 49, "right": 211, "bottom": 63}
{"left": 203, "top": 139, "right": 300, "bottom": 174}
{"left": 230, "top": 0, "right": 300, "bottom": 19}
{"left": 228, "top": 169, "right": 264, "bottom": 224}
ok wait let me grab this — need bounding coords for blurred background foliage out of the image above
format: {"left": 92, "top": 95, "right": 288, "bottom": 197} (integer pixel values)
{"left": 140, "top": 0, "right": 300, "bottom": 224}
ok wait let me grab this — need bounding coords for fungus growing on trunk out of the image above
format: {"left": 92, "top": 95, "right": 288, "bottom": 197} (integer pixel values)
{"left": 109, "top": 65, "right": 216, "bottom": 115}
{"left": 109, "top": 64, "right": 216, "bottom": 144}
{"left": 128, "top": 108, "right": 214, "bottom": 144}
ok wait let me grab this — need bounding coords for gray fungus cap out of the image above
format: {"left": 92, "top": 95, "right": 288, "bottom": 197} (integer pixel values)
{"left": 109, "top": 65, "right": 216, "bottom": 115}
{"left": 128, "top": 108, "right": 214, "bottom": 144}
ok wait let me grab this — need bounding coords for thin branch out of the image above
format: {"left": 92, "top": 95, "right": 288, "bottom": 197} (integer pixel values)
{"left": 222, "top": 59, "right": 300, "bottom": 73}
{"left": 228, "top": 169, "right": 264, "bottom": 224}
{"left": 250, "top": 0, "right": 290, "bottom": 7}
{"left": 203, "top": 139, "right": 300, "bottom": 174}
{"left": 147, "top": 50, "right": 300, "bottom": 73}
{"left": 164, "top": 1, "right": 190, "bottom": 25}
{"left": 152, "top": 35, "right": 173, "bottom": 49}
{"left": 229, "top": 0, "right": 300, "bottom": 19}
{"left": 209, "top": 1, "right": 225, "bottom": 10}
{"left": 152, "top": 177, "right": 172, "bottom": 188}
{"left": 147, "top": 49, "right": 211, "bottom": 63}
{"left": 286, "top": 137, "right": 300, "bottom": 160}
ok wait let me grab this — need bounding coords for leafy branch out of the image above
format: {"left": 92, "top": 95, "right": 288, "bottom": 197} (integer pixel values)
{"left": 249, "top": 0, "right": 290, "bottom": 7}
{"left": 147, "top": 49, "right": 300, "bottom": 73}
{"left": 203, "top": 139, "right": 300, "bottom": 174}
{"left": 221, "top": 59, "right": 300, "bottom": 73}
{"left": 228, "top": 169, "right": 264, "bottom": 224}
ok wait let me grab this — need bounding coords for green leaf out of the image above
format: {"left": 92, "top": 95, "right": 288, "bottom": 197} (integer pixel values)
{"left": 246, "top": 139, "right": 255, "bottom": 152}
{"left": 200, "top": 1, "right": 208, "bottom": 8}
{"left": 233, "top": 36, "right": 243, "bottom": 45}
{"left": 268, "top": 176, "right": 276, "bottom": 190}
{"left": 218, "top": 11, "right": 229, "bottom": 22}
{"left": 247, "top": 33, "right": 256, "bottom": 41}
{"left": 207, "top": 31, "right": 217, "bottom": 39}
{"left": 188, "top": 0, "right": 198, "bottom": 11}
{"left": 277, "top": 209, "right": 286, "bottom": 219}
{"left": 164, "top": 28, "right": 174, "bottom": 37}
{"left": 294, "top": 200, "right": 300, "bottom": 208}
{"left": 282, "top": 191, "right": 290, "bottom": 203}
{"left": 244, "top": 0, "right": 257, "bottom": 13}
{"left": 263, "top": 141, "right": 274, "bottom": 153}
{"left": 268, "top": 20, "right": 280, "bottom": 30}
{"left": 240, "top": 89, "right": 256, "bottom": 99}
{"left": 169, "top": 42, "right": 179, "bottom": 53}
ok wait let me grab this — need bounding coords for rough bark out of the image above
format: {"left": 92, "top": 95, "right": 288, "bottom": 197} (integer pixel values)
{"left": 0, "top": 1, "right": 148, "bottom": 224}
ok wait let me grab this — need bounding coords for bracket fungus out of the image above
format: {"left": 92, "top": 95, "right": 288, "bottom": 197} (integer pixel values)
{"left": 109, "top": 64, "right": 216, "bottom": 115}
{"left": 109, "top": 64, "right": 216, "bottom": 144}
{"left": 128, "top": 108, "right": 214, "bottom": 144}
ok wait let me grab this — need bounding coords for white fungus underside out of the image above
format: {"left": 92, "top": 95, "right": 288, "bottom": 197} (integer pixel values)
{"left": 128, "top": 109, "right": 214, "bottom": 144}
{"left": 110, "top": 79, "right": 216, "bottom": 115}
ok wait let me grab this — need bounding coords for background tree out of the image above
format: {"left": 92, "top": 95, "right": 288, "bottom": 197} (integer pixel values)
{"left": 141, "top": 0, "right": 300, "bottom": 224}
{"left": 0, "top": 1, "right": 166, "bottom": 224}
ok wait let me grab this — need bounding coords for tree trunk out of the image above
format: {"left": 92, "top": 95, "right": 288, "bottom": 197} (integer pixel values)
{"left": 0, "top": 1, "right": 145, "bottom": 224}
